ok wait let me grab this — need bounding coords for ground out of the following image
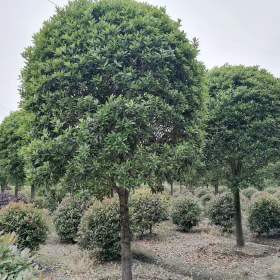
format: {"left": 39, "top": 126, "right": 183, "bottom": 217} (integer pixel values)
{"left": 35, "top": 220, "right": 280, "bottom": 280}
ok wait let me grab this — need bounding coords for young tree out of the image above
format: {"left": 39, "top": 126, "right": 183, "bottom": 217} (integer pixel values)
{"left": 0, "top": 111, "right": 32, "bottom": 198}
{"left": 20, "top": 1, "right": 206, "bottom": 278}
{"left": 207, "top": 65, "right": 280, "bottom": 246}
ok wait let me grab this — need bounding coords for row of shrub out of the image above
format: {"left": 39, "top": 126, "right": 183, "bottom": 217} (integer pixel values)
{"left": 1, "top": 186, "right": 279, "bottom": 263}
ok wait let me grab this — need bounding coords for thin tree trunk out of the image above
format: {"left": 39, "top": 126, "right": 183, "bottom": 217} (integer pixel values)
{"left": 233, "top": 189, "right": 244, "bottom": 247}
{"left": 1, "top": 184, "right": 5, "bottom": 193}
{"left": 15, "top": 185, "right": 19, "bottom": 198}
{"left": 214, "top": 182, "right": 219, "bottom": 195}
{"left": 31, "top": 185, "right": 35, "bottom": 200}
{"left": 117, "top": 188, "right": 132, "bottom": 280}
{"left": 179, "top": 184, "right": 182, "bottom": 194}
{"left": 170, "top": 182, "right": 173, "bottom": 196}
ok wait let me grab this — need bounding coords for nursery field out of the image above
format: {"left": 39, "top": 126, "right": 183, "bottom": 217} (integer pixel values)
{"left": 37, "top": 219, "right": 280, "bottom": 280}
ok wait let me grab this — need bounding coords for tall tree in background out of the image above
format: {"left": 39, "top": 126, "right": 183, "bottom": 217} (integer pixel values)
{"left": 20, "top": 0, "right": 206, "bottom": 279}
{"left": 0, "top": 111, "right": 32, "bottom": 198}
{"left": 207, "top": 65, "right": 280, "bottom": 246}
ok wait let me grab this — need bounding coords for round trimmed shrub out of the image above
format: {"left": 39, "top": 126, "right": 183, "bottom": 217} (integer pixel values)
{"left": 241, "top": 187, "right": 258, "bottom": 199}
{"left": 0, "top": 203, "right": 48, "bottom": 250}
{"left": 200, "top": 193, "right": 214, "bottom": 207}
{"left": 251, "top": 191, "right": 269, "bottom": 201}
{"left": 274, "top": 190, "right": 280, "bottom": 200}
{"left": 130, "top": 189, "right": 168, "bottom": 236}
{"left": 207, "top": 193, "right": 235, "bottom": 232}
{"left": 195, "top": 188, "right": 209, "bottom": 198}
{"left": 54, "top": 195, "right": 89, "bottom": 243}
{"left": 265, "top": 187, "right": 278, "bottom": 195}
{"left": 171, "top": 196, "right": 201, "bottom": 232}
{"left": 248, "top": 194, "right": 280, "bottom": 235}
{"left": 78, "top": 199, "right": 120, "bottom": 261}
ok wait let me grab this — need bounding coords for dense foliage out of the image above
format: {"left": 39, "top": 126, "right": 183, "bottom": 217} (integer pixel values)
{"left": 0, "top": 203, "right": 48, "bottom": 250}
{"left": 248, "top": 194, "right": 280, "bottom": 235}
{"left": 54, "top": 195, "right": 89, "bottom": 243}
{"left": 130, "top": 188, "right": 168, "bottom": 236}
{"left": 171, "top": 196, "right": 201, "bottom": 232}
{"left": 78, "top": 199, "right": 120, "bottom": 261}
{"left": 0, "top": 233, "right": 36, "bottom": 280}
{"left": 208, "top": 193, "right": 235, "bottom": 232}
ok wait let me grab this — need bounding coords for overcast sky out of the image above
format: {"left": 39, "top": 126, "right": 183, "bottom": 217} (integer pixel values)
{"left": 0, "top": 0, "right": 279, "bottom": 121}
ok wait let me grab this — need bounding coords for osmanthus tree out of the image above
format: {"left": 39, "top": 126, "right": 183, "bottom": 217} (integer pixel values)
{"left": 20, "top": 0, "right": 206, "bottom": 279}
{"left": 0, "top": 111, "right": 33, "bottom": 198}
{"left": 207, "top": 65, "right": 280, "bottom": 246}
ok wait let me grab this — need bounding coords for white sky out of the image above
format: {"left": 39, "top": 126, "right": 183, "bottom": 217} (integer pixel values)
{"left": 0, "top": 0, "right": 279, "bottom": 121}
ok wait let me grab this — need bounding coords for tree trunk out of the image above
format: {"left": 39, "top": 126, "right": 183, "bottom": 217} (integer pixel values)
{"left": 15, "top": 185, "right": 19, "bottom": 198}
{"left": 31, "top": 185, "right": 35, "bottom": 200}
{"left": 1, "top": 184, "right": 5, "bottom": 193}
{"left": 233, "top": 189, "right": 244, "bottom": 247}
{"left": 117, "top": 188, "right": 132, "bottom": 280}
{"left": 179, "top": 184, "right": 182, "bottom": 194}
{"left": 170, "top": 182, "right": 173, "bottom": 196}
{"left": 214, "top": 182, "right": 219, "bottom": 195}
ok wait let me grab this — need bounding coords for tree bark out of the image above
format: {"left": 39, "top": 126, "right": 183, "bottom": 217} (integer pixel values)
{"left": 15, "top": 185, "right": 19, "bottom": 198}
{"left": 170, "top": 182, "right": 173, "bottom": 196}
{"left": 233, "top": 189, "right": 244, "bottom": 247}
{"left": 31, "top": 185, "right": 35, "bottom": 200}
{"left": 116, "top": 188, "right": 132, "bottom": 280}
{"left": 214, "top": 182, "right": 219, "bottom": 195}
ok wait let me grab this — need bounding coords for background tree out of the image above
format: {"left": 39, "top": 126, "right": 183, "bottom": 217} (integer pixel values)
{"left": 0, "top": 111, "right": 33, "bottom": 198}
{"left": 207, "top": 65, "right": 280, "bottom": 246}
{"left": 20, "top": 0, "right": 206, "bottom": 279}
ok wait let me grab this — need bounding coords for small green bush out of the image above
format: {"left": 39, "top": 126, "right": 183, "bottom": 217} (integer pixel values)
{"left": 248, "top": 194, "right": 280, "bottom": 235}
{"left": 200, "top": 193, "right": 214, "bottom": 207}
{"left": 241, "top": 187, "right": 258, "bottom": 199}
{"left": 274, "top": 190, "right": 280, "bottom": 200}
{"left": 251, "top": 191, "right": 269, "bottom": 201}
{"left": 171, "top": 196, "right": 201, "bottom": 232}
{"left": 208, "top": 193, "right": 235, "bottom": 232}
{"left": 0, "top": 233, "right": 37, "bottom": 279}
{"left": 54, "top": 195, "right": 89, "bottom": 243}
{"left": 78, "top": 199, "right": 120, "bottom": 261}
{"left": 265, "top": 187, "right": 278, "bottom": 195}
{"left": 195, "top": 188, "right": 209, "bottom": 198}
{"left": 0, "top": 203, "right": 48, "bottom": 251}
{"left": 35, "top": 185, "right": 66, "bottom": 212}
{"left": 130, "top": 189, "right": 168, "bottom": 236}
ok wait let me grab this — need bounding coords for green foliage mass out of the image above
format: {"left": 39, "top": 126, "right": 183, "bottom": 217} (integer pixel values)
{"left": 130, "top": 188, "right": 168, "bottom": 236}
{"left": 248, "top": 194, "right": 280, "bottom": 235}
{"left": 0, "top": 203, "right": 48, "bottom": 251}
{"left": 78, "top": 198, "right": 120, "bottom": 261}
{"left": 0, "top": 233, "right": 37, "bottom": 280}
{"left": 171, "top": 196, "right": 201, "bottom": 232}
{"left": 208, "top": 193, "right": 235, "bottom": 232}
{"left": 20, "top": 0, "right": 206, "bottom": 196}
{"left": 54, "top": 195, "right": 90, "bottom": 243}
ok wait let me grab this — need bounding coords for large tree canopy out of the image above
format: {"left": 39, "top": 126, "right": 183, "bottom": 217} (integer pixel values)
{"left": 207, "top": 64, "right": 280, "bottom": 246}
{"left": 20, "top": 0, "right": 206, "bottom": 279}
